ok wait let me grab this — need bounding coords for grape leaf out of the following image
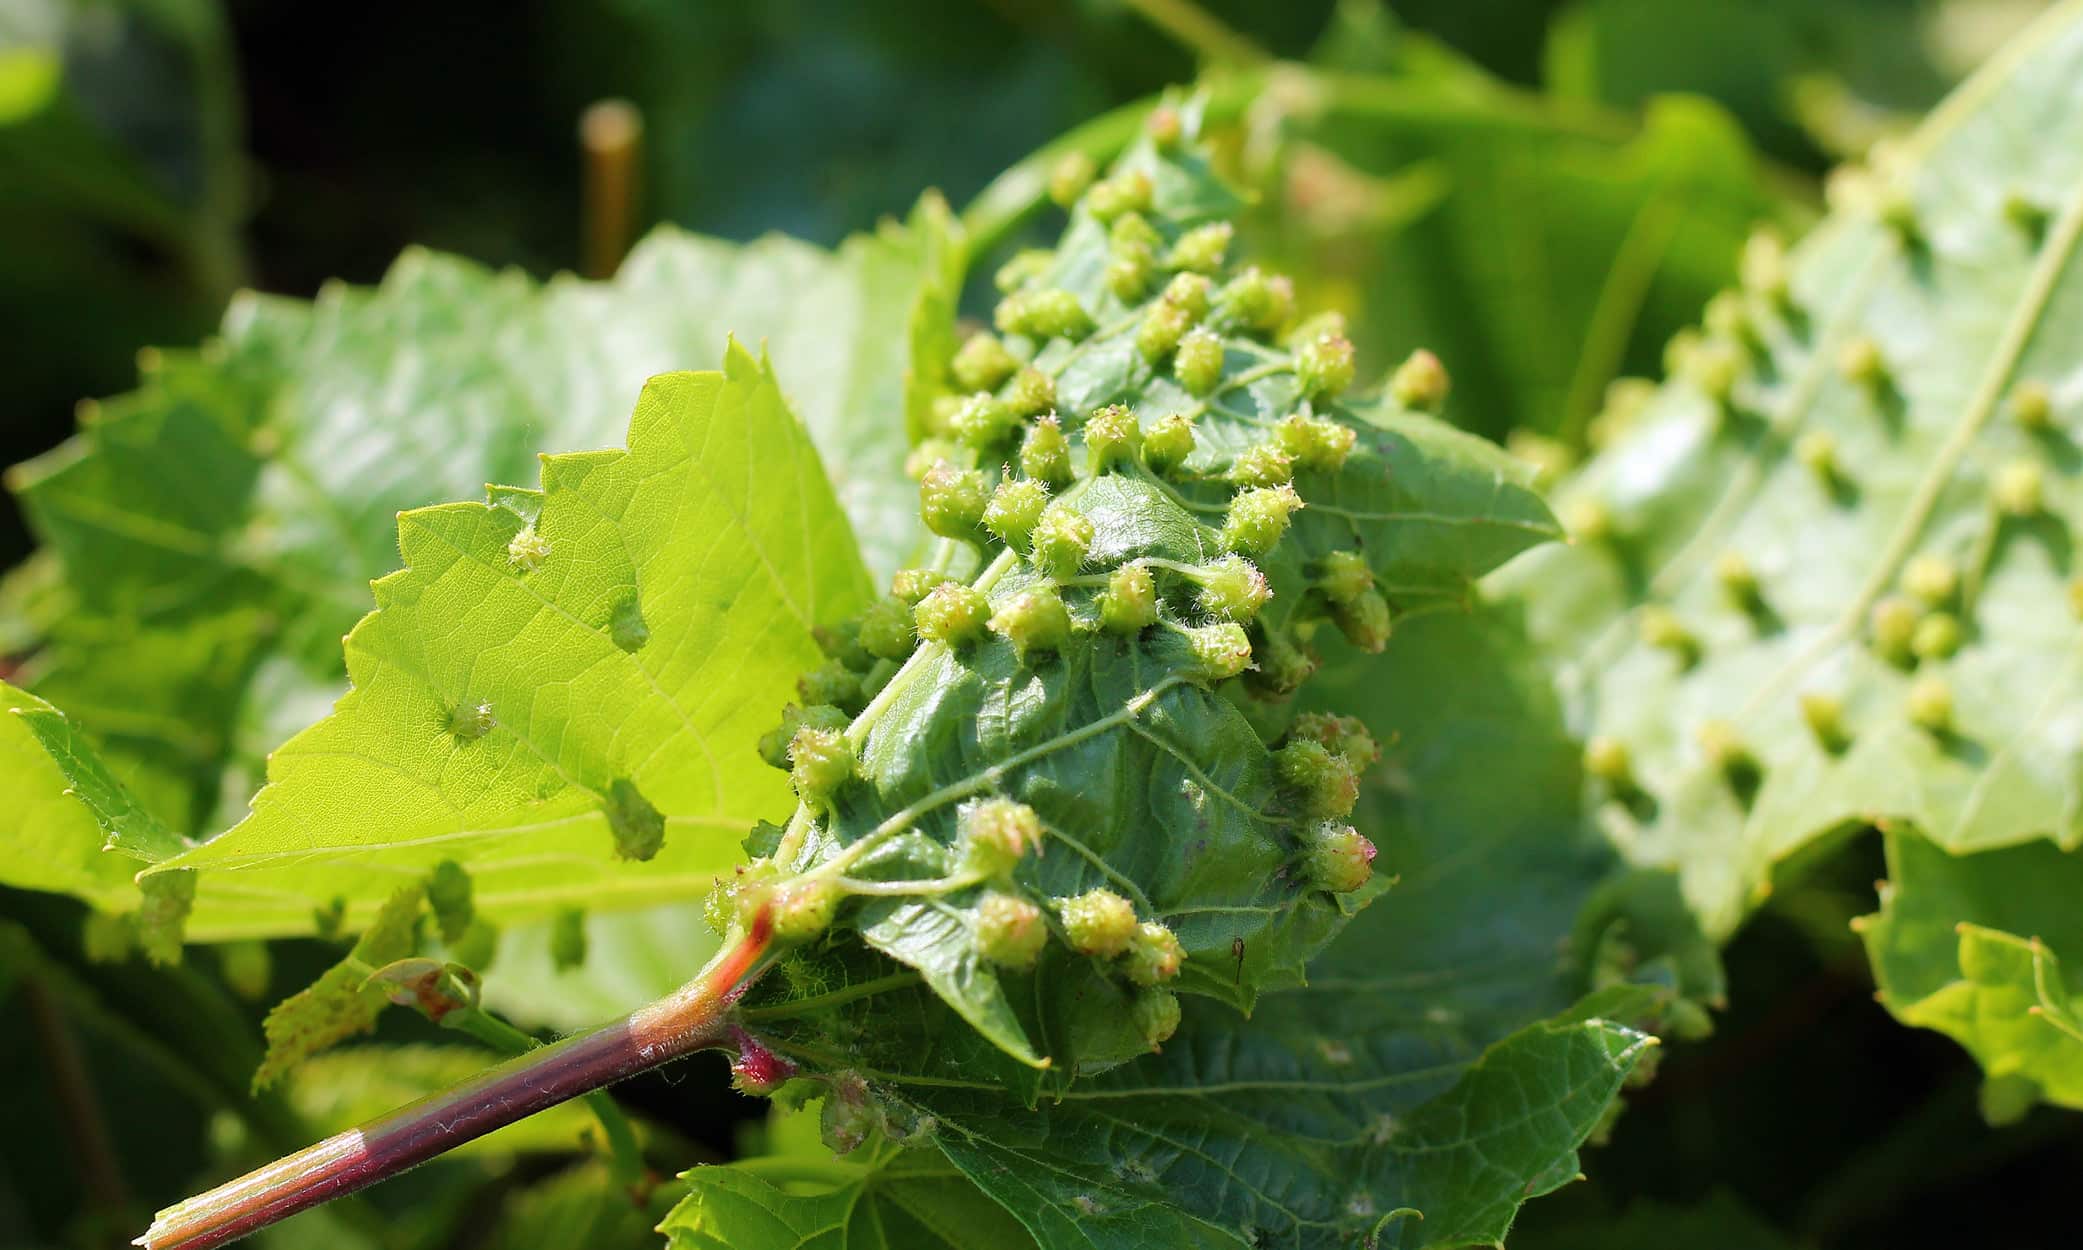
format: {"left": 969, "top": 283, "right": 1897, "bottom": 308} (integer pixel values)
{"left": 1500, "top": 0, "right": 2083, "bottom": 1102}
{"left": 118, "top": 346, "right": 872, "bottom": 942}
{"left": 1, "top": 680, "right": 169, "bottom": 913}
{"left": 5, "top": 198, "right": 959, "bottom": 850}
{"left": 663, "top": 1145, "right": 1039, "bottom": 1250}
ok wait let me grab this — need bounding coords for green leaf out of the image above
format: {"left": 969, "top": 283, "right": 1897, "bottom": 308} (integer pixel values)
{"left": 6, "top": 199, "right": 960, "bottom": 850}
{"left": 663, "top": 1146, "right": 1039, "bottom": 1250}
{"left": 139, "top": 346, "right": 873, "bottom": 939}
{"left": 253, "top": 885, "right": 422, "bottom": 1089}
{"left": 0, "top": 680, "right": 158, "bottom": 913}
{"left": 1500, "top": 0, "right": 2083, "bottom": 1101}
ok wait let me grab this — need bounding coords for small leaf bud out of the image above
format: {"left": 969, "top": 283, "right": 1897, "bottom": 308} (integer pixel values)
{"left": 858, "top": 597, "right": 917, "bottom": 660}
{"left": 1221, "top": 484, "right": 1304, "bottom": 555}
{"left": 1031, "top": 501, "right": 1095, "bottom": 577}
{"left": 1303, "top": 822, "right": 1376, "bottom": 893}
{"left": 1084, "top": 404, "right": 1142, "bottom": 473}
{"left": 1330, "top": 588, "right": 1392, "bottom": 653}
{"left": 1174, "top": 327, "right": 1225, "bottom": 395}
{"left": 1142, "top": 413, "right": 1196, "bottom": 474}
{"left": 1132, "top": 986, "right": 1182, "bottom": 1049}
{"left": 1020, "top": 416, "right": 1074, "bottom": 488}
{"left": 789, "top": 726, "right": 855, "bottom": 800}
{"left": 1121, "top": 921, "right": 1184, "bottom": 986}
{"left": 914, "top": 583, "right": 992, "bottom": 647}
{"left": 1389, "top": 349, "right": 1449, "bottom": 411}
{"left": 959, "top": 798, "right": 1044, "bottom": 878}
{"left": 951, "top": 334, "right": 1018, "bottom": 393}
{"left": 975, "top": 891, "right": 1048, "bottom": 968}
{"left": 1100, "top": 563, "right": 1159, "bottom": 634}
{"left": 1184, "top": 622, "right": 1254, "bottom": 681}
{"left": 920, "top": 462, "right": 990, "bottom": 540}
{"left": 1276, "top": 739, "right": 1360, "bottom": 820}
{"left": 1057, "top": 888, "right": 1138, "bottom": 957}
{"left": 1194, "top": 554, "right": 1270, "bottom": 622}
{"left": 1317, "top": 550, "right": 1374, "bottom": 606}
{"left": 1167, "top": 221, "right": 1234, "bottom": 274}
{"left": 988, "top": 587, "right": 1072, "bottom": 662}
{"left": 1274, "top": 413, "right": 1358, "bottom": 473}
{"left": 996, "top": 288, "right": 1094, "bottom": 342}
{"left": 984, "top": 477, "right": 1051, "bottom": 550}
{"left": 1230, "top": 442, "right": 1295, "bottom": 488}
{"left": 1296, "top": 334, "right": 1356, "bottom": 400}
{"left": 729, "top": 1031, "right": 797, "bottom": 1096}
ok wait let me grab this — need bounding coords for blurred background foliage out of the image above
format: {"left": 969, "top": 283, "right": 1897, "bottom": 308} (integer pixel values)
{"left": 3, "top": 0, "right": 2075, "bottom": 1247}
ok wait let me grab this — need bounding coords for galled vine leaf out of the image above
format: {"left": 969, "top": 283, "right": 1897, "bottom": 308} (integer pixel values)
{"left": 1500, "top": 0, "right": 2083, "bottom": 1108}
{"left": 0, "top": 200, "right": 959, "bottom": 920}
{"left": 131, "top": 345, "right": 873, "bottom": 941}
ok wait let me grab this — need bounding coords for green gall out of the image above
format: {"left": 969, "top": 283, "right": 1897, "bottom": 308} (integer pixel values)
{"left": 1057, "top": 887, "right": 1138, "bottom": 958}
{"left": 914, "top": 583, "right": 991, "bottom": 647}
{"left": 1912, "top": 612, "right": 1962, "bottom": 660}
{"left": 906, "top": 437, "right": 959, "bottom": 480}
{"left": 988, "top": 587, "right": 1073, "bottom": 662}
{"left": 1047, "top": 152, "right": 1097, "bottom": 208}
{"left": 1137, "top": 300, "right": 1193, "bottom": 362}
{"left": 1031, "top": 501, "right": 1095, "bottom": 577}
{"left": 1161, "top": 272, "right": 1213, "bottom": 320}
{"left": 1146, "top": 105, "right": 1184, "bottom": 148}
{"left": 1005, "top": 367, "right": 1056, "bottom": 419}
{"left": 2003, "top": 191, "right": 2050, "bottom": 238}
{"left": 1122, "top": 921, "right": 1184, "bottom": 986}
{"left": 1330, "top": 587, "right": 1392, "bottom": 653}
{"left": 1084, "top": 170, "right": 1153, "bottom": 223}
{"left": 1222, "top": 484, "right": 1303, "bottom": 555}
{"left": 1800, "top": 692, "right": 1848, "bottom": 752}
{"left": 1740, "top": 231, "right": 1790, "bottom": 305}
{"left": 1274, "top": 413, "right": 1357, "bottom": 473}
{"left": 924, "top": 394, "right": 963, "bottom": 438}
{"left": 1109, "top": 211, "right": 1162, "bottom": 252}
{"left": 858, "top": 597, "right": 918, "bottom": 661}
{"left": 1583, "top": 735, "right": 1632, "bottom": 788}
{"left": 1100, "top": 563, "right": 1159, "bottom": 634}
{"left": 1287, "top": 310, "right": 1347, "bottom": 348}
{"left": 550, "top": 908, "right": 588, "bottom": 971}
{"left": 1085, "top": 404, "right": 1142, "bottom": 473}
{"left": 975, "top": 892, "right": 1048, "bottom": 969}
{"left": 950, "top": 393, "right": 1017, "bottom": 450}
{"left": 1303, "top": 822, "right": 1376, "bottom": 894}
{"left": 1994, "top": 458, "right": 2044, "bottom": 515}
{"left": 1295, "top": 333, "right": 1356, "bottom": 400}
{"left": 1877, "top": 185, "right": 1919, "bottom": 241}
{"left": 1838, "top": 336, "right": 1887, "bottom": 389}
{"left": 984, "top": 477, "right": 1051, "bottom": 550}
{"left": 1215, "top": 266, "right": 1294, "bottom": 336}
{"left": 1194, "top": 554, "right": 1270, "bottom": 623}
{"left": 1562, "top": 497, "right": 1613, "bottom": 544}
{"left": 759, "top": 703, "right": 851, "bottom": 769}
{"left": 819, "top": 1072, "right": 877, "bottom": 1155}
{"left": 1167, "top": 222, "right": 1234, "bottom": 274}
{"left": 1106, "top": 240, "right": 1157, "bottom": 303}
{"left": 1020, "top": 416, "right": 1074, "bottom": 488}
{"left": 772, "top": 878, "right": 843, "bottom": 943}
{"left": 1870, "top": 594, "right": 1920, "bottom": 664}
{"left": 446, "top": 701, "right": 495, "bottom": 741}
{"left": 1638, "top": 605, "right": 1697, "bottom": 664}
{"left": 995, "top": 288, "right": 1094, "bottom": 342}
{"left": 1696, "top": 719, "right": 1753, "bottom": 777}
{"left": 891, "top": 568, "right": 953, "bottom": 606}
{"left": 1249, "top": 627, "right": 1318, "bottom": 697}
{"left": 789, "top": 726, "right": 855, "bottom": 801}
{"left": 1142, "top": 413, "right": 1196, "bottom": 474}
{"left": 1229, "top": 442, "right": 1294, "bottom": 488}
{"left": 426, "top": 860, "right": 474, "bottom": 945}
{"left": 2011, "top": 381, "right": 2054, "bottom": 431}
{"left": 1389, "top": 349, "right": 1449, "bottom": 411}
{"left": 1174, "top": 327, "right": 1225, "bottom": 395}
{"left": 1704, "top": 291, "right": 1757, "bottom": 349}
{"left": 815, "top": 617, "right": 873, "bottom": 668}
{"left": 1287, "top": 712, "right": 1380, "bottom": 770}
{"left": 1687, "top": 341, "right": 1743, "bottom": 405}
{"left": 994, "top": 249, "right": 1053, "bottom": 293}
{"left": 797, "top": 661, "right": 863, "bottom": 712}
{"left": 960, "top": 798, "right": 1045, "bottom": 878}
{"left": 1903, "top": 554, "right": 1958, "bottom": 604}
{"left": 1132, "top": 986, "right": 1182, "bottom": 1050}
{"left": 1714, "top": 552, "right": 1759, "bottom": 605}
{"left": 920, "top": 462, "right": 990, "bottom": 540}
{"left": 951, "top": 334, "right": 1018, "bottom": 393}
{"left": 506, "top": 525, "right": 551, "bottom": 572}
{"left": 1907, "top": 674, "right": 1953, "bottom": 733}
{"left": 1184, "top": 621, "right": 1254, "bottom": 681}
{"left": 1796, "top": 429, "right": 1841, "bottom": 483}
{"left": 1277, "top": 739, "right": 1360, "bottom": 820}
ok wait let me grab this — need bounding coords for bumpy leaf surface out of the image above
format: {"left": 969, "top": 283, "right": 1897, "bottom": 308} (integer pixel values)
{"left": 1504, "top": 0, "right": 2083, "bottom": 1105}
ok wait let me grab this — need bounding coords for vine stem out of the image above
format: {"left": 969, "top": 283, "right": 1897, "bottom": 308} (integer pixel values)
{"left": 135, "top": 907, "right": 775, "bottom": 1250}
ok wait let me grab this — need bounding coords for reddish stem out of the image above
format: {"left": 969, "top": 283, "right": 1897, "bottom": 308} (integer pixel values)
{"left": 138, "top": 912, "right": 772, "bottom": 1250}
